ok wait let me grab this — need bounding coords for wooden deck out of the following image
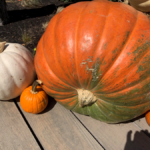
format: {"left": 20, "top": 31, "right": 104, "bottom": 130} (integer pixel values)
{"left": 1, "top": 96, "right": 150, "bottom": 150}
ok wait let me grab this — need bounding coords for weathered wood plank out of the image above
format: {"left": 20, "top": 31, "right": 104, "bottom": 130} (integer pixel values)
{"left": 73, "top": 112, "right": 150, "bottom": 150}
{"left": 134, "top": 116, "right": 150, "bottom": 131}
{"left": 16, "top": 97, "right": 104, "bottom": 150}
{"left": 0, "top": 100, "right": 40, "bottom": 150}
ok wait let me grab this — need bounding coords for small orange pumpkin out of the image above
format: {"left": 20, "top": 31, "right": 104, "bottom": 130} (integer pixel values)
{"left": 145, "top": 111, "right": 150, "bottom": 126}
{"left": 20, "top": 80, "right": 48, "bottom": 114}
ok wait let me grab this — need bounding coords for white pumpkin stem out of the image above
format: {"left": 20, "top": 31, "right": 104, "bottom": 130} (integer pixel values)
{"left": 31, "top": 80, "right": 43, "bottom": 94}
{"left": 77, "top": 89, "right": 97, "bottom": 107}
{"left": 0, "top": 41, "right": 6, "bottom": 53}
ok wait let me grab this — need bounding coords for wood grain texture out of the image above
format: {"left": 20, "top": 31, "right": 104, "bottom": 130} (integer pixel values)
{"left": 16, "top": 96, "right": 103, "bottom": 150}
{"left": 0, "top": 100, "right": 40, "bottom": 150}
{"left": 73, "top": 112, "right": 150, "bottom": 150}
{"left": 134, "top": 117, "right": 150, "bottom": 132}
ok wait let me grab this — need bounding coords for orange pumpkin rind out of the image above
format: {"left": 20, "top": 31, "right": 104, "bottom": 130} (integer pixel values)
{"left": 20, "top": 80, "right": 48, "bottom": 114}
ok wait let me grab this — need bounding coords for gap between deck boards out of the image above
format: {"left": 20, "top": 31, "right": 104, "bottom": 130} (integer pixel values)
{"left": 14, "top": 97, "right": 150, "bottom": 150}
{"left": 72, "top": 111, "right": 150, "bottom": 150}
{"left": 13, "top": 97, "right": 104, "bottom": 150}
{"left": 13, "top": 99, "right": 44, "bottom": 150}
{"left": 13, "top": 96, "right": 150, "bottom": 150}
{"left": 70, "top": 111, "right": 105, "bottom": 150}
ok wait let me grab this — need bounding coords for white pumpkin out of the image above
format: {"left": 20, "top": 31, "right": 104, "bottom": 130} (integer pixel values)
{"left": 129, "top": 0, "right": 150, "bottom": 12}
{"left": 0, "top": 42, "right": 36, "bottom": 100}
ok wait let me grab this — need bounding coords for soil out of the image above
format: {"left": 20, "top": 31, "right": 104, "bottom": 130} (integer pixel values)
{"left": 0, "top": 0, "right": 150, "bottom": 53}
{"left": 0, "top": 0, "right": 74, "bottom": 53}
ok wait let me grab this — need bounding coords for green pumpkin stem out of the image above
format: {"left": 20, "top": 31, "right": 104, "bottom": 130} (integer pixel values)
{"left": 0, "top": 41, "right": 6, "bottom": 53}
{"left": 32, "top": 80, "right": 43, "bottom": 93}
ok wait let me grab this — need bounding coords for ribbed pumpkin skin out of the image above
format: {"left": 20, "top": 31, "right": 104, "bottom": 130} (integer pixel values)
{"left": 0, "top": 43, "right": 35, "bottom": 100}
{"left": 35, "top": 0, "right": 150, "bottom": 123}
{"left": 20, "top": 85, "right": 48, "bottom": 114}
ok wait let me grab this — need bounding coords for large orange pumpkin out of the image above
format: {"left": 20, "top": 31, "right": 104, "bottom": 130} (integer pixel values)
{"left": 35, "top": 0, "right": 150, "bottom": 123}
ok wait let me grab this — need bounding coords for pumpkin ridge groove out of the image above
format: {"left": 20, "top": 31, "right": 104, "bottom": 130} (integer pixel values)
{"left": 43, "top": 84, "right": 77, "bottom": 100}
{"left": 97, "top": 93, "right": 150, "bottom": 107}
{"left": 36, "top": 59, "right": 75, "bottom": 91}
{"left": 1, "top": 52, "right": 29, "bottom": 86}
{"left": 42, "top": 18, "right": 79, "bottom": 89}
{"left": 91, "top": 11, "right": 139, "bottom": 91}
{"left": 53, "top": 14, "right": 75, "bottom": 85}
{"left": 6, "top": 53, "right": 26, "bottom": 76}
{"left": 97, "top": 101, "right": 129, "bottom": 122}
{"left": 86, "top": 2, "right": 111, "bottom": 89}
{"left": 36, "top": 94, "right": 39, "bottom": 113}
{"left": 93, "top": 47, "right": 150, "bottom": 95}
{"left": 0, "top": 57, "right": 8, "bottom": 98}
{"left": 70, "top": 101, "right": 79, "bottom": 111}
{"left": 95, "top": 102, "right": 116, "bottom": 122}
{"left": 96, "top": 96, "right": 128, "bottom": 107}
{"left": 96, "top": 99, "right": 146, "bottom": 123}
{"left": 7, "top": 51, "right": 35, "bottom": 89}
{"left": 57, "top": 96, "right": 79, "bottom": 110}
{"left": 74, "top": 3, "right": 89, "bottom": 88}
{"left": 42, "top": 16, "right": 67, "bottom": 88}
{"left": 5, "top": 46, "right": 34, "bottom": 60}
{"left": 44, "top": 12, "right": 80, "bottom": 88}
{"left": 57, "top": 95, "right": 78, "bottom": 101}
{"left": 96, "top": 89, "right": 150, "bottom": 106}
{"left": 6, "top": 51, "right": 30, "bottom": 70}
{"left": 40, "top": 36, "right": 76, "bottom": 90}
{"left": 106, "top": 99, "right": 150, "bottom": 117}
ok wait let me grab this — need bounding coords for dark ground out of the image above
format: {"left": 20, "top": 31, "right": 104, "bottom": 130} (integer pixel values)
{"left": 0, "top": 0, "right": 73, "bottom": 53}
{"left": 1, "top": 0, "right": 150, "bottom": 53}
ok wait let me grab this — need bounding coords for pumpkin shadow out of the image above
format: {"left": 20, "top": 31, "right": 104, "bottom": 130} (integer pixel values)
{"left": 7, "top": 4, "right": 56, "bottom": 24}
{"left": 114, "top": 114, "right": 145, "bottom": 125}
{"left": 124, "top": 130, "right": 150, "bottom": 150}
{"left": 15, "top": 95, "right": 56, "bottom": 114}
{"left": 0, "top": 99, "right": 14, "bottom": 102}
{"left": 14, "top": 96, "right": 21, "bottom": 102}
{"left": 6, "top": 0, "right": 91, "bottom": 24}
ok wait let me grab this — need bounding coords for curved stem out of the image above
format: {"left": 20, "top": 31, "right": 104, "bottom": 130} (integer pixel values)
{"left": 32, "top": 80, "right": 43, "bottom": 92}
{"left": 0, "top": 42, "right": 6, "bottom": 53}
{"left": 77, "top": 89, "right": 97, "bottom": 107}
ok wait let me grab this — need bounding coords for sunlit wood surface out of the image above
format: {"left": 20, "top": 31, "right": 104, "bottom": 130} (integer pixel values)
{"left": 0, "top": 96, "right": 150, "bottom": 150}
